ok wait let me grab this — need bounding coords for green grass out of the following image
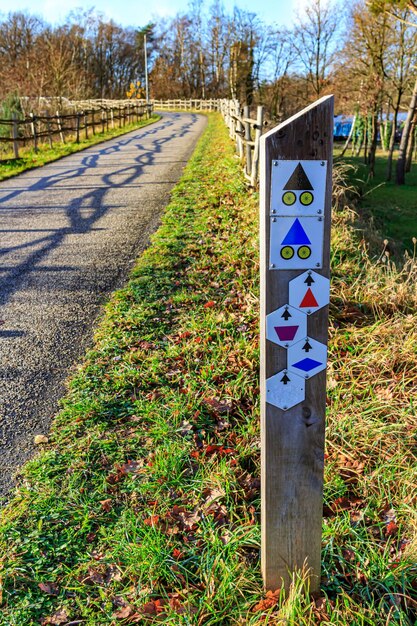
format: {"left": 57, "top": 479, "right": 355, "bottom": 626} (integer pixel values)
{"left": 334, "top": 146, "right": 417, "bottom": 252}
{"left": 0, "top": 114, "right": 161, "bottom": 181}
{"left": 0, "top": 116, "right": 416, "bottom": 624}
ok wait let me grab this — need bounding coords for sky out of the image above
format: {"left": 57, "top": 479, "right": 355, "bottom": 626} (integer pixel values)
{"left": 0, "top": 0, "right": 310, "bottom": 28}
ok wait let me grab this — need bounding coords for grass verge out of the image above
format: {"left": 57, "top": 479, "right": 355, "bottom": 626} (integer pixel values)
{"left": 334, "top": 148, "right": 417, "bottom": 252}
{"left": 0, "top": 114, "right": 161, "bottom": 182}
{"left": 0, "top": 115, "right": 416, "bottom": 625}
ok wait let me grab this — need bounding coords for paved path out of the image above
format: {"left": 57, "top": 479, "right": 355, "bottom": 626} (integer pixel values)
{"left": 0, "top": 112, "right": 207, "bottom": 496}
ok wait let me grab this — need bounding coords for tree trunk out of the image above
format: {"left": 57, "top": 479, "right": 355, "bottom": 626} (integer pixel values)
{"left": 396, "top": 75, "right": 417, "bottom": 185}
{"left": 405, "top": 118, "right": 416, "bottom": 173}
{"left": 368, "top": 111, "right": 379, "bottom": 178}
{"left": 363, "top": 114, "right": 369, "bottom": 164}
{"left": 386, "top": 101, "right": 400, "bottom": 181}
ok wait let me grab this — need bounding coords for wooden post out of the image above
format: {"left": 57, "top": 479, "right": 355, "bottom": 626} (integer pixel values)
{"left": 76, "top": 113, "right": 81, "bottom": 143}
{"left": 45, "top": 112, "right": 53, "bottom": 149}
{"left": 91, "top": 109, "right": 96, "bottom": 135}
{"left": 111, "top": 108, "right": 115, "bottom": 129}
{"left": 250, "top": 106, "right": 264, "bottom": 186}
{"left": 260, "top": 95, "right": 334, "bottom": 593}
{"left": 56, "top": 111, "right": 65, "bottom": 143}
{"left": 84, "top": 112, "right": 88, "bottom": 139}
{"left": 30, "top": 113, "right": 38, "bottom": 152}
{"left": 11, "top": 113, "right": 19, "bottom": 159}
{"left": 244, "top": 105, "right": 252, "bottom": 177}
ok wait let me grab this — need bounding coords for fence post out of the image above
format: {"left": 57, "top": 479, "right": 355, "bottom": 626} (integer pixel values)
{"left": 91, "top": 109, "right": 96, "bottom": 135}
{"left": 30, "top": 113, "right": 38, "bottom": 152}
{"left": 84, "top": 111, "right": 88, "bottom": 139}
{"left": 259, "top": 95, "right": 334, "bottom": 593}
{"left": 250, "top": 106, "right": 264, "bottom": 186}
{"left": 244, "top": 105, "right": 252, "bottom": 177}
{"left": 11, "top": 113, "right": 19, "bottom": 159}
{"left": 44, "top": 112, "right": 53, "bottom": 149}
{"left": 236, "top": 108, "right": 244, "bottom": 161}
{"left": 56, "top": 110, "right": 65, "bottom": 143}
{"left": 76, "top": 112, "right": 81, "bottom": 143}
{"left": 111, "top": 108, "right": 115, "bottom": 129}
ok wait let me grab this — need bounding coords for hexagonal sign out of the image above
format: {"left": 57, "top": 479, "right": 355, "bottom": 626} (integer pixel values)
{"left": 266, "top": 369, "right": 305, "bottom": 411}
{"left": 288, "top": 337, "right": 327, "bottom": 379}
{"left": 266, "top": 304, "right": 307, "bottom": 348}
{"left": 289, "top": 270, "right": 330, "bottom": 315}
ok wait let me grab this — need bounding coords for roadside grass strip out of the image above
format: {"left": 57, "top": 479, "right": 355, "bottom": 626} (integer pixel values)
{"left": 0, "top": 115, "right": 416, "bottom": 624}
{"left": 0, "top": 114, "right": 161, "bottom": 182}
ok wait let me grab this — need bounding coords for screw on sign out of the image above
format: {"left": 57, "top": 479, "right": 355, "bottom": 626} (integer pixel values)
{"left": 260, "top": 95, "right": 333, "bottom": 594}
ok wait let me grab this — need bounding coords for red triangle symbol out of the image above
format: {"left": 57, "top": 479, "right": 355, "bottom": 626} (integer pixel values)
{"left": 299, "top": 288, "right": 319, "bottom": 308}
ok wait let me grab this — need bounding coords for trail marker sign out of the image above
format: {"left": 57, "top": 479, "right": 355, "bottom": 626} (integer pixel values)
{"left": 289, "top": 270, "right": 330, "bottom": 314}
{"left": 270, "top": 160, "right": 327, "bottom": 217}
{"left": 260, "top": 95, "right": 333, "bottom": 593}
{"left": 288, "top": 337, "right": 327, "bottom": 379}
{"left": 266, "top": 304, "right": 307, "bottom": 348}
{"left": 266, "top": 370, "right": 305, "bottom": 411}
{"left": 270, "top": 216, "right": 324, "bottom": 269}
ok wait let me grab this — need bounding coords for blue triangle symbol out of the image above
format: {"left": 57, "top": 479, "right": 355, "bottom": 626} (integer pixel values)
{"left": 281, "top": 219, "right": 311, "bottom": 245}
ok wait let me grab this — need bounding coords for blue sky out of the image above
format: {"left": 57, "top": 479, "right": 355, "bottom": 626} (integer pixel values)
{"left": 0, "top": 0, "right": 309, "bottom": 28}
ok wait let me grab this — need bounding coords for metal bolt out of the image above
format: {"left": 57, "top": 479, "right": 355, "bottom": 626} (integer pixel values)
{"left": 285, "top": 343, "right": 289, "bottom": 348}
{"left": 321, "top": 161, "right": 325, "bottom": 166}
{"left": 270, "top": 264, "right": 275, "bottom": 268}
{"left": 305, "top": 374, "right": 309, "bottom": 379}
{"left": 274, "top": 160, "right": 278, "bottom": 166}
{"left": 307, "top": 309, "right": 312, "bottom": 315}
{"left": 317, "top": 209, "right": 322, "bottom": 214}
{"left": 272, "top": 217, "right": 277, "bottom": 222}
{"left": 283, "top": 406, "right": 287, "bottom": 410}
{"left": 318, "top": 217, "right": 323, "bottom": 222}
{"left": 272, "top": 209, "right": 276, "bottom": 214}
{"left": 315, "top": 263, "right": 320, "bottom": 267}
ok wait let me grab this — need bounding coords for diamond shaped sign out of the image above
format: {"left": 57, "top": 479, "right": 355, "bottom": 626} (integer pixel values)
{"left": 289, "top": 270, "right": 330, "bottom": 315}
{"left": 266, "top": 369, "right": 305, "bottom": 411}
{"left": 287, "top": 337, "right": 327, "bottom": 379}
{"left": 266, "top": 304, "right": 307, "bottom": 348}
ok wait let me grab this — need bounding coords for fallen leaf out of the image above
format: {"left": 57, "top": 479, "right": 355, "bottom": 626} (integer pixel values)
{"left": 100, "top": 498, "right": 113, "bottom": 512}
{"left": 204, "top": 301, "right": 215, "bottom": 308}
{"left": 253, "top": 589, "right": 280, "bottom": 611}
{"left": 41, "top": 609, "right": 69, "bottom": 625}
{"left": 34, "top": 435, "right": 49, "bottom": 445}
{"left": 113, "top": 604, "right": 134, "bottom": 619}
{"left": 38, "top": 582, "right": 59, "bottom": 596}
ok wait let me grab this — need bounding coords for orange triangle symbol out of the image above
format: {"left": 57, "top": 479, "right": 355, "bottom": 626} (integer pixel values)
{"left": 300, "top": 288, "right": 319, "bottom": 308}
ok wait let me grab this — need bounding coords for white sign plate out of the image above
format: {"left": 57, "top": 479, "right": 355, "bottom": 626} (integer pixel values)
{"left": 270, "top": 160, "right": 327, "bottom": 217}
{"left": 287, "top": 337, "right": 327, "bottom": 379}
{"left": 270, "top": 216, "right": 324, "bottom": 270}
{"left": 289, "top": 270, "right": 330, "bottom": 315}
{"left": 266, "top": 304, "right": 307, "bottom": 348}
{"left": 266, "top": 369, "right": 305, "bottom": 411}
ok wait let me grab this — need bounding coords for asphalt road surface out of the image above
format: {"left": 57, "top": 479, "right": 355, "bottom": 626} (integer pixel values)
{"left": 0, "top": 112, "right": 207, "bottom": 496}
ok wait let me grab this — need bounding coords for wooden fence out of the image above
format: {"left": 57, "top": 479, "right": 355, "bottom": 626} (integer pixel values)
{"left": 151, "top": 98, "right": 265, "bottom": 186}
{"left": 0, "top": 96, "right": 264, "bottom": 186}
{"left": 0, "top": 101, "right": 153, "bottom": 160}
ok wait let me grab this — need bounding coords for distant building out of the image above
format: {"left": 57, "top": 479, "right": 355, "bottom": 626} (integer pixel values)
{"left": 333, "top": 113, "right": 408, "bottom": 140}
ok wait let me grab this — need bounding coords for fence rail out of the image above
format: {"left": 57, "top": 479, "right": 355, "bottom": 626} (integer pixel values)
{"left": 0, "top": 102, "right": 153, "bottom": 160}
